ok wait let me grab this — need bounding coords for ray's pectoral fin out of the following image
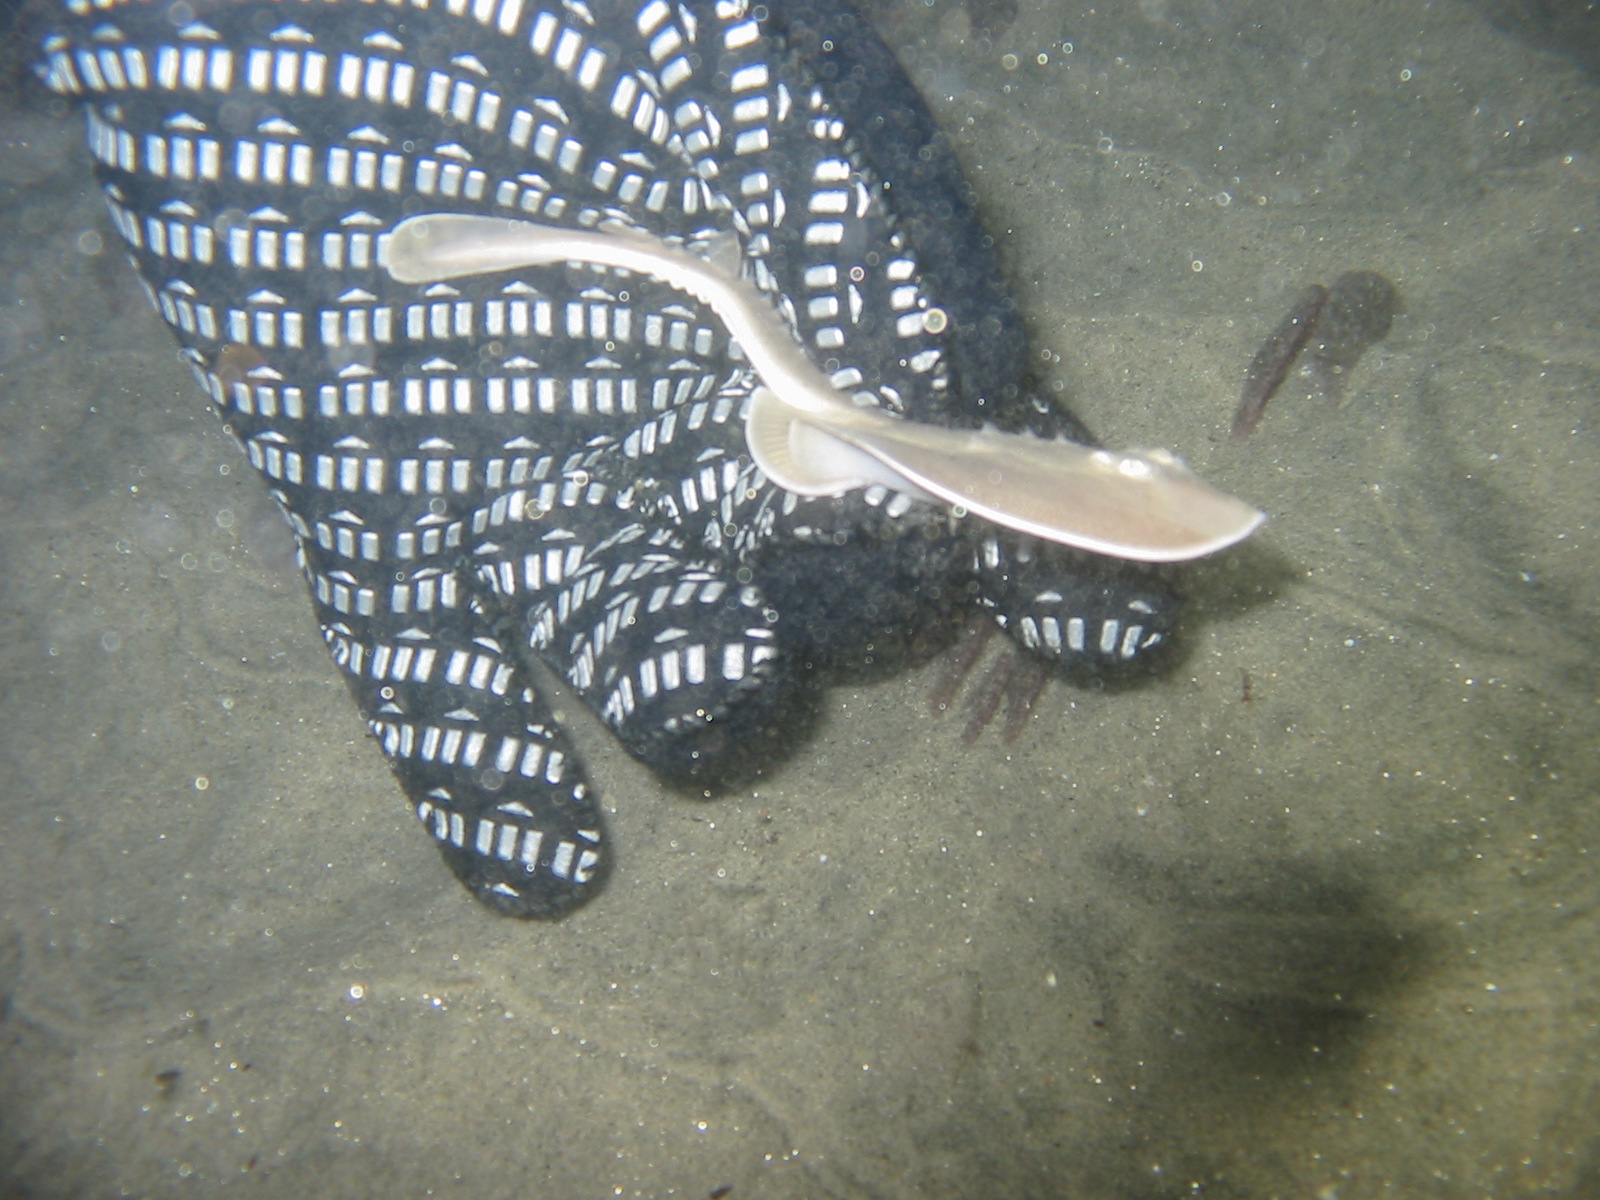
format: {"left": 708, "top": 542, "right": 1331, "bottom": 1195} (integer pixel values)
{"left": 745, "top": 387, "right": 1265, "bottom": 564}
{"left": 744, "top": 385, "right": 925, "bottom": 498}
{"left": 385, "top": 212, "right": 1265, "bottom": 564}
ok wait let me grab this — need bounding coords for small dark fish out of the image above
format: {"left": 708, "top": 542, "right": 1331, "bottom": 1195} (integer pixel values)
{"left": 1306, "top": 270, "right": 1401, "bottom": 404}
{"left": 1231, "top": 270, "right": 1400, "bottom": 439}
{"left": 1231, "top": 284, "right": 1328, "bottom": 441}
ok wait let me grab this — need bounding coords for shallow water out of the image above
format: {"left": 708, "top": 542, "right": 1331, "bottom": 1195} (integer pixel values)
{"left": 1, "top": 1, "right": 1596, "bottom": 1196}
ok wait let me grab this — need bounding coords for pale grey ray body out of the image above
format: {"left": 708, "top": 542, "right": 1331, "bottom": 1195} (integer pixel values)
{"left": 386, "top": 212, "right": 1265, "bottom": 562}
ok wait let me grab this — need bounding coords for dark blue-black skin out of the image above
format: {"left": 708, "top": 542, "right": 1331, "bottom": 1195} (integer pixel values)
{"left": 39, "top": 0, "right": 1178, "bottom": 916}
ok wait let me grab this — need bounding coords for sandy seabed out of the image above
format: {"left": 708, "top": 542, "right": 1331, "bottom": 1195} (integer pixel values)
{"left": 1, "top": 1, "right": 1597, "bottom": 1196}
